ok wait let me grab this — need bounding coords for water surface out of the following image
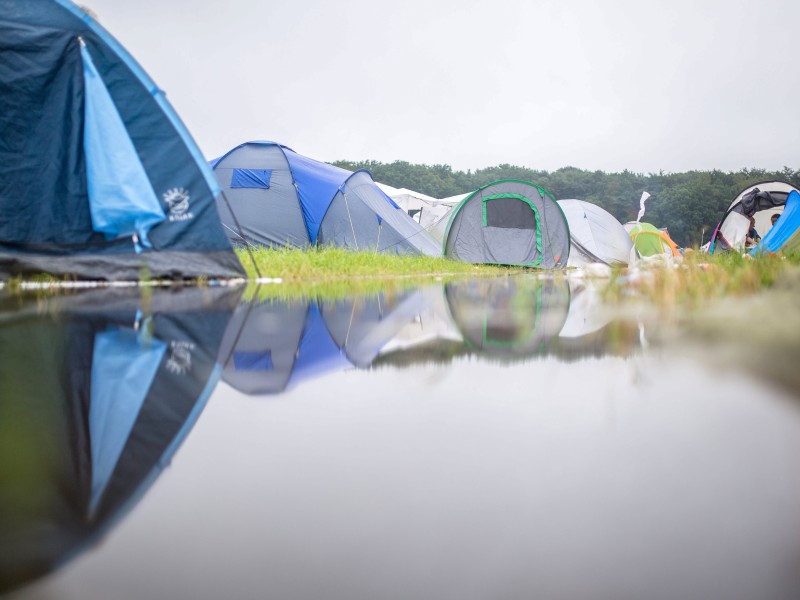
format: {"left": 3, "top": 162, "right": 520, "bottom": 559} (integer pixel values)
{"left": 3, "top": 276, "right": 800, "bottom": 600}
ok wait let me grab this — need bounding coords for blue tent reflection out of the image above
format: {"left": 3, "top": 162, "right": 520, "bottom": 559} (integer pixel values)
{"left": 0, "top": 286, "right": 239, "bottom": 593}
{"left": 218, "top": 291, "right": 426, "bottom": 395}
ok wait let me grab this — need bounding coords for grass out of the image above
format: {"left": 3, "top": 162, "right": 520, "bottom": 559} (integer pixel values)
{"left": 604, "top": 250, "right": 792, "bottom": 309}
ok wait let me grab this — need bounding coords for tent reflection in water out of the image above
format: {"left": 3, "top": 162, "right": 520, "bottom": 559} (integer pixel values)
{"left": 444, "top": 277, "right": 571, "bottom": 358}
{"left": 218, "top": 291, "right": 426, "bottom": 395}
{"left": 0, "top": 287, "right": 239, "bottom": 593}
{"left": 0, "top": 0, "right": 243, "bottom": 280}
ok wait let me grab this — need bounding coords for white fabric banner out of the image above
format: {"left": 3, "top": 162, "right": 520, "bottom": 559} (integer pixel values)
{"left": 636, "top": 192, "right": 651, "bottom": 222}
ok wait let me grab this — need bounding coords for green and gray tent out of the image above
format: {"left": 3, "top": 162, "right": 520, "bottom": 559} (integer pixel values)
{"left": 443, "top": 180, "right": 570, "bottom": 268}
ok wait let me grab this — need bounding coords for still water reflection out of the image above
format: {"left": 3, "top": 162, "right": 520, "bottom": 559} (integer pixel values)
{"left": 3, "top": 276, "right": 800, "bottom": 600}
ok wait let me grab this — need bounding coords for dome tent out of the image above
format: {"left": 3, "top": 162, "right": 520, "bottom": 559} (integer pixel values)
{"left": 751, "top": 190, "right": 800, "bottom": 255}
{"left": 211, "top": 142, "right": 439, "bottom": 256}
{"left": 708, "top": 181, "right": 800, "bottom": 254}
{"left": 443, "top": 180, "right": 570, "bottom": 268}
{"left": 0, "top": 0, "right": 244, "bottom": 281}
{"left": 557, "top": 199, "right": 632, "bottom": 267}
{"left": 625, "top": 222, "right": 681, "bottom": 258}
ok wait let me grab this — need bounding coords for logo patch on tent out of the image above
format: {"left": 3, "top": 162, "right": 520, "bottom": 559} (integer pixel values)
{"left": 165, "top": 341, "right": 195, "bottom": 375}
{"left": 164, "top": 188, "right": 194, "bottom": 222}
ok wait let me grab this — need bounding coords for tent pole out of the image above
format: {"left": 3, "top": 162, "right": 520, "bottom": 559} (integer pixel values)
{"left": 342, "top": 190, "right": 359, "bottom": 251}
{"left": 220, "top": 190, "right": 262, "bottom": 278}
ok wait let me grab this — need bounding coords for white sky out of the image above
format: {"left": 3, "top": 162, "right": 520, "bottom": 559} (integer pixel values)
{"left": 85, "top": 0, "right": 799, "bottom": 173}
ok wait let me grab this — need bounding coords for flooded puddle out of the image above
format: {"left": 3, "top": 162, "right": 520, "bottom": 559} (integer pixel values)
{"left": 2, "top": 276, "right": 800, "bottom": 599}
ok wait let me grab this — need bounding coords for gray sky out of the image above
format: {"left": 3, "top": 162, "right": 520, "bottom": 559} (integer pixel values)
{"left": 86, "top": 0, "right": 799, "bottom": 173}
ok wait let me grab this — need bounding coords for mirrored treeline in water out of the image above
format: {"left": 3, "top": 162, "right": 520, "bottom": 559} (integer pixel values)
{"left": 0, "top": 286, "right": 241, "bottom": 593}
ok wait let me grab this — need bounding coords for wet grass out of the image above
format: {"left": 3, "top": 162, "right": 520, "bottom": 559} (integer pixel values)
{"left": 237, "top": 246, "right": 514, "bottom": 280}
{"left": 604, "top": 251, "right": 793, "bottom": 309}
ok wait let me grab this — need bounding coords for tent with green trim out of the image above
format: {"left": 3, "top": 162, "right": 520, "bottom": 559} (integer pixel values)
{"left": 442, "top": 180, "right": 569, "bottom": 268}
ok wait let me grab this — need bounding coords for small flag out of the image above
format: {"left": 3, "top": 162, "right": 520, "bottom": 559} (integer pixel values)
{"left": 636, "top": 192, "right": 651, "bottom": 222}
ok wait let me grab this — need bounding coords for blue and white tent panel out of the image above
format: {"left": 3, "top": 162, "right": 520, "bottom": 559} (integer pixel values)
{"left": 211, "top": 142, "right": 439, "bottom": 256}
{"left": 0, "top": 0, "right": 243, "bottom": 280}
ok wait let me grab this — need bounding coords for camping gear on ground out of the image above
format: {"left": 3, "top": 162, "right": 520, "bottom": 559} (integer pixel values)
{"left": 708, "top": 181, "right": 800, "bottom": 254}
{"left": 0, "top": 286, "right": 239, "bottom": 593}
{"left": 751, "top": 190, "right": 800, "bottom": 255}
{"left": 0, "top": 0, "right": 243, "bottom": 281}
{"left": 625, "top": 222, "right": 681, "bottom": 258}
{"left": 557, "top": 199, "right": 632, "bottom": 267}
{"left": 442, "top": 180, "right": 570, "bottom": 268}
{"left": 211, "top": 142, "right": 440, "bottom": 256}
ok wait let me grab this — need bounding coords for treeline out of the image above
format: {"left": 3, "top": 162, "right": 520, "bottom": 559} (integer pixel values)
{"left": 332, "top": 160, "right": 800, "bottom": 247}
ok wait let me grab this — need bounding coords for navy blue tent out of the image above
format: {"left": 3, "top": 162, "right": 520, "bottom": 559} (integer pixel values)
{"left": 211, "top": 142, "right": 440, "bottom": 256}
{"left": 0, "top": 0, "right": 244, "bottom": 280}
{"left": 0, "top": 286, "right": 239, "bottom": 592}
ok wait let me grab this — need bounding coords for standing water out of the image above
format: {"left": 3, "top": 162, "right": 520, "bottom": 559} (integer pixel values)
{"left": 2, "top": 275, "right": 800, "bottom": 600}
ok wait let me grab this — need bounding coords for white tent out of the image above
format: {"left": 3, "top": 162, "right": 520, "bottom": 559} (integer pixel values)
{"left": 709, "top": 181, "right": 799, "bottom": 253}
{"left": 558, "top": 199, "right": 632, "bottom": 267}
{"left": 378, "top": 183, "right": 460, "bottom": 243}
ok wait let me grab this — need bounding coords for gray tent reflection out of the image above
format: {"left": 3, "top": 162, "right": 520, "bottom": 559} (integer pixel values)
{"left": 444, "top": 277, "right": 572, "bottom": 358}
{"left": 0, "top": 286, "right": 239, "bottom": 593}
{"left": 374, "top": 277, "right": 643, "bottom": 366}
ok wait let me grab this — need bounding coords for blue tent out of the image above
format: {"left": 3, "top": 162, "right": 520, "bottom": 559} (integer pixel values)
{"left": 211, "top": 142, "right": 440, "bottom": 256}
{"left": 751, "top": 190, "right": 800, "bottom": 255}
{"left": 0, "top": 0, "right": 244, "bottom": 280}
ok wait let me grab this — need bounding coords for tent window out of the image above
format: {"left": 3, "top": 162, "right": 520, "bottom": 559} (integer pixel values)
{"left": 483, "top": 195, "right": 538, "bottom": 229}
{"left": 233, "top": 351, "right": 273, "bottom": 371}
{"left": 231, "top": 169, "right": 272, "bottom": 189}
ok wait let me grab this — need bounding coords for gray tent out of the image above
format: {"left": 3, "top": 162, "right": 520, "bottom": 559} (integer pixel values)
{"left": 443, "top": 180, "right": 570, "bottom": 268}
{"left": 211, "top": 142, "right": 439, "bottom": 256}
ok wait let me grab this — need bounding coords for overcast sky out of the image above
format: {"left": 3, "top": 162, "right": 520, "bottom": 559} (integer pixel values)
{"left": 85, "top": 0, "right": 799, "bottom": 174}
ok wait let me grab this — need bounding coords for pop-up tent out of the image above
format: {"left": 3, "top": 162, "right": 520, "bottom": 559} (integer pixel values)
{"left": 708, "top": 181, "right": 800, "bottom": 254}
{"left": 443, "top": 180, "right": 570, "bottom": 268}
{"left": 751, "top": 190, "right": 800, "bottom": 255}
{"left": 558, "top": 199, "right": 632, "bottom": 267}
{"left": 218, "top": 291, "right": 425, "bottom": 395}
{"left": 625, "top": 222, "right": 681, "bottom": 258}
{"left": 211, "top": 142, "right": 440, "bottom": 256}
{"left": 0, "top": 0, "right": 244, "bottom": 281}
{"left": 0, "top": 286, "right": 238, "bottom": 593}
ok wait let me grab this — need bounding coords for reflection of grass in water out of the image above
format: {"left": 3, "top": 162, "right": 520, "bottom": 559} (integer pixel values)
{"left": 242, "top": 278, "right": 425, "bottom": 303}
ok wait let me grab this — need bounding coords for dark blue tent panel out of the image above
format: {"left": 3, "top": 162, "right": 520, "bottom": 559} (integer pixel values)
{"left": 212, "top": 142, "right": 440, "bottom": 256}
{"left": 0, "top": 0, "right": 243, "bottom": 280}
